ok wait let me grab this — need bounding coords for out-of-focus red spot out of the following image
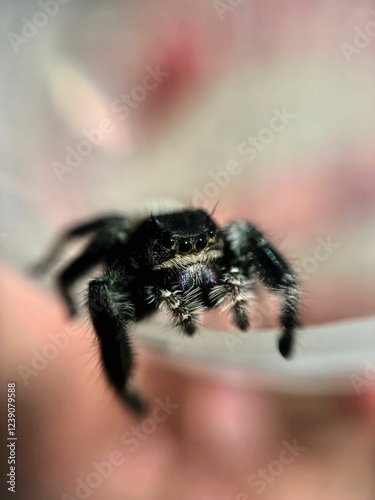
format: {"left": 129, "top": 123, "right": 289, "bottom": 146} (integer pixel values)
{"left": 144, "top": 23, "right": 203, "bottom": 114}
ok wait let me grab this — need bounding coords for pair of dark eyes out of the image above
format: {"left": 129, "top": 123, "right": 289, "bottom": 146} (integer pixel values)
{"left": 164, "top": 230, "right": 215, "bottom": 253}
{"left": 164, "top": 238, "right": 207, "bottom": 253}
{"left": 178, "top": 237, "right": 207, "bottom": 253}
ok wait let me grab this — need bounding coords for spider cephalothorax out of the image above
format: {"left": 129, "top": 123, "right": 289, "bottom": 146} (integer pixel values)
{"left": 34, "top": 206, "right": 301, "bottom": 413}
{"left": 127, "top": 209, "right": 223, "bottom": 270}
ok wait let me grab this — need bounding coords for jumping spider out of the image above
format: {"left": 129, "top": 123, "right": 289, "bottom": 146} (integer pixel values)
{"left": 34, "top": 206, "right": 301, "bottom": 414}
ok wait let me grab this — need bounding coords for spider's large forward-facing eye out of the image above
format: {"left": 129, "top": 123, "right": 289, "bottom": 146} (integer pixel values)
{"left": 163, "top": 238, "right": 175, "bottom": 249}
{"left": 178, "top": 241, "right": 192, "bottom": 253}
{"left": 195, "top": 237, "right": 207, "bottom": 250}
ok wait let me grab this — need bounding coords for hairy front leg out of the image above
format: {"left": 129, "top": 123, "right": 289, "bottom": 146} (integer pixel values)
{"left": 88, "top": 272, "right": 146, "bottom": 414}
{"left": 224, "top": 221, "right": 301, "bottom": 358}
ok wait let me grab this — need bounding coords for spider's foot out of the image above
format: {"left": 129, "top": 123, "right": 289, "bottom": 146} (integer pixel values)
{"left": 182, "top": 320, "right": 197, "bottom": 336}
{"left": 58, "top": 285, "right": 78, "bottom": 317}
{"left": 124, "top": 389, "right": 148, "bottom": 416}
{"left": 65, "top": 301, "right": 78, "bottom": 318}
{"left": 233, "top": 307, "right": 249, "bottom": 331}
{"left": 28, "top": 262, "right": 45, "bottom": 276}
{"left": 176, "top": 314, "right": 198, "bottom": 336}
{"left": 278, "top": 330, "right": 294, "bottom": 359}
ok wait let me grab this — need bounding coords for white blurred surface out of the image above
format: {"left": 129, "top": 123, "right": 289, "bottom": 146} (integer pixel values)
{"left": 138, "top": 316, "right": 375, "bottom": 395}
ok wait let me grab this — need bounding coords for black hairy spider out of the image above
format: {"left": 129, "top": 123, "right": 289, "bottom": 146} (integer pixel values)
{"left": 34, "top": 206, "right": 301, "bottom": 414}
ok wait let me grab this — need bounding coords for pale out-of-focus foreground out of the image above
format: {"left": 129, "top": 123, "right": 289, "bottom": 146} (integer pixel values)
{"left": 1, "top": 1, "right": 375, "bottom": 500}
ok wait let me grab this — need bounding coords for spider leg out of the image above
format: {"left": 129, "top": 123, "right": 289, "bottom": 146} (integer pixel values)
{"left": 152, "top": 287, "right": 203, "bottom": 336}
{"left": 209, "top": 267, "right": 252, "bottom": 331}
{"left": 31, "top": 214, "right": 124, "bottom": 275}
{"left": 57, "top": 236, "right": 111, "bottom": 316}
{"left": 224, "top": 221, "right": 301, "bottom": 358}
{"left": 88, "top": 272, "right": 146, "bottom": 414}
{"left": 37, "top": 216, "right": 131, "bottom": 316}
